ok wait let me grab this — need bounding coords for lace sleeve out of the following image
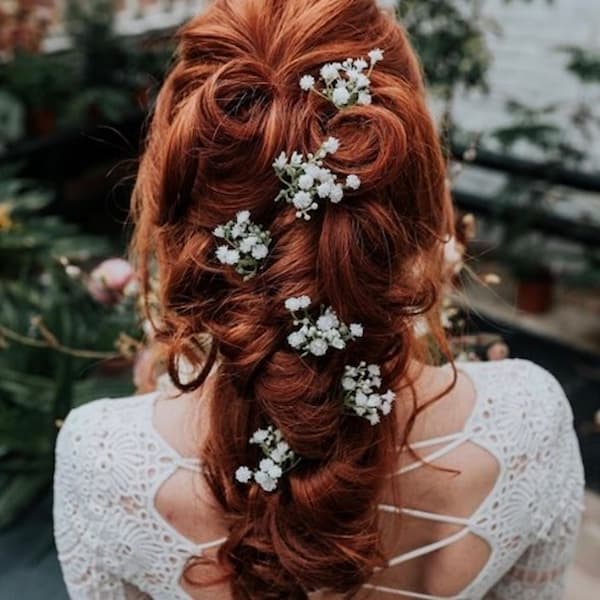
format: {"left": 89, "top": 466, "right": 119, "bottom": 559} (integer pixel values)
{"left": 486, "top": 501, "right": 582, "bottom": 600}
{"left": 53, "top": 404, "right": 128, "bottom": 600}
{"left": 486, "top": 366, "right": 585, "bottom": 600}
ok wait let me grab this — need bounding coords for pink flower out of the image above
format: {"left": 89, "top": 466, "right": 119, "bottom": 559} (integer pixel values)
{"left": 88, "top": 258, "right": 135, "bottom": 305}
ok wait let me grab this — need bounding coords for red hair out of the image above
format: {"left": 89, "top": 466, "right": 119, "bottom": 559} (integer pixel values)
{"left": 131, "top": 0, "right": 454, "bottom": 597}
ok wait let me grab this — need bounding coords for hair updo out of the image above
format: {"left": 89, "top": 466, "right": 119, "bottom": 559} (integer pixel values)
{"left": 131, "top": 0, "right": 454, "bottom": 597}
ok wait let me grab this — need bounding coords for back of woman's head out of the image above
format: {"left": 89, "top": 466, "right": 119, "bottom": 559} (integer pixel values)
{"left": 132, "top": 0, "right": 453, "bottom": 597}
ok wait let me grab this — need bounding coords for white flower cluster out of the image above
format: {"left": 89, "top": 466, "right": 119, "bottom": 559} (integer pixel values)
{"left": 342, "top": 362, "right": 396, "bottom": 425}
{"left": 235, "top": 426, "right": 296, "bottom": 492}
{"left": 299, "top": 49, "right": 384, "bottom": 109}
{"left": 213, "top": 210, "right": 272, "bottom": 280}
{"left": 285, "top": 295, "right": 363, "bottom": 357}
{"left": 273, "top": 137, "right": 361, "bottom": 221}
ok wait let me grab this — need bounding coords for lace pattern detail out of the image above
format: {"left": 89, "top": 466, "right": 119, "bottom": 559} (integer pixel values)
{"left": 53, "top": 393, "right": 221, "bottom": 600}
{"left": 53, "top": 360, "right": 585, "bottom": 599}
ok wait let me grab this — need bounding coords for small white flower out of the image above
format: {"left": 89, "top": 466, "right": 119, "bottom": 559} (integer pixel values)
{"left": 288, "top": 331, "right": 306, "bottom": 348}
{"left": 342, "top": 377, "right": 357, "bottom": 391}
{"left": 293, "top": 190, "right": 313, "bottom": 210}
{"left": 231, "top": 223, "right": 243, "bottom": 239}
{"left": 367, "top": 394, "right": 382, "bottom": 408}
{"left": 355, "top": 73, "right": 370, "bottom": 88}
{"left": 259, "top": 458, "right": 275, "bottom": 473}
{"left": 367, "top": 364, "right": 381, "bottom": 377}
{"left": 349, "top": 323, "right": 364, "bottom": 337}
{"left": 368, "top": 48, "right": 384, "bottom": 64}
{"left": 322, "top": 137, "right": 340, "bottom": 154}
{"left": 213, "top": 225, "right": 225, "bottom": 238}
{"left": 297, "top": 295, "right": 311, "bottom": 309}
{"left": 235, "top": 466, "right": 253, "bottom": 484}
{"left": 304, "top": 163, "right": 321, "bottom": 178}
{"left": 216, "top": 246, "right": 238, "bottom": 265}
{"left": 290, "top": 151, "right": 303, "bottom": 166}
{"left": 316, "top": 314, "right": 335, "bottom": 331}
{"left": 368, "top": 413, "right": 381, "bottom": 426}
{"left": 239, "top": 236, "right": 257, "bottom": 253}
{"left": 299, "top": 74, "right": 315, "bottom": 91}
{"left": 320, "top": 63, "right": 339, "bottom": 82}
{"left": 354, "top": 59, "right": 369, "bottom": 72}
{"left": 271, "top": 442, "right": 289, "bottom": 463}
{"left": 298, "top": 173, "right": 314, "bottom": 190}
{"left": 254, "top": 470, "right": 278, "bottom": 492}
{"left": 382, "top": 390, "right": 396, "bottom": 402}
{"left": 317, "top": 181, "right": 333, "bottom": 198}
{"left": 251, "top": 244, "right": 268, "bottom": 260}
{"left": 381, "top": 401, "right": 392, "bottom": 415}
{"left": 355, "top": 391, "right": 368, "bottom": 407}
{"left": 357, "top": 92, "right": 372, "bottom": 106}
{"left": 332, "top": 86, "right": 351, "bottom": 107}
{"left": 273, "top": 152, "right": 288, "bottom": 170}
{"left": 309, "top": 338, "right": 329, "bottom": 356}
{"left": 345, "top": 174, "right": 361, "bottom": 190}
{"left": 237, "top": 210, "right": 250, "bottom": 223}
{"left": 329, "top": 184, "right": 344, "bottom": 204}
{"left": 285, "top": 297, "right": 305, "bottom": 312}
{"left": 251, "top": 429, "right": 269, "bottom": 444}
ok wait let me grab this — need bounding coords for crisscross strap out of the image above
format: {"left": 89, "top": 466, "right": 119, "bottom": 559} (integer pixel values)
{"left": 395, "top": 433, "right": 470, "bottom": 476}
{"left": 174, "top": 456, "right": 203, "bottom": 473}
{"left": 372, "top": 503, "right": 472, "bottom": 598}
{"left": 362, "top": 583, "right": 465, "bottom": 599}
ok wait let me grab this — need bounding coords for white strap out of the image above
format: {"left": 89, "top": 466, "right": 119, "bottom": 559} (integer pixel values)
{"left": 195, "top": 536, "right": 227, "bottom": 553}
{"left": 399, "top": 432, "right": 466, "bottom": 451}
{"left": 388, "top": 527, "right": 471, "bottom": 567}
{"left": 378, "top": 504, "right": 471, "bottom": 526}
{"left": 174, "top": 456, "right": 203, "bottom": 473}
{"left": 363, "top": 583, "right": 463, "bottom": 599}
{"left": 395, "top": 434, "right": 469, "bottom": 475}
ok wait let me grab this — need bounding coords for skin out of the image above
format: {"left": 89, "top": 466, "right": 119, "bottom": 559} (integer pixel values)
{"left": 152, "top": 361, "right": 499, "bottom": 599}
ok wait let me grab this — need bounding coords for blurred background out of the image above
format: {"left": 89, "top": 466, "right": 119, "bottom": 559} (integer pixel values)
{"left": 0, "top": 0, "right": 598, "bottom": 598}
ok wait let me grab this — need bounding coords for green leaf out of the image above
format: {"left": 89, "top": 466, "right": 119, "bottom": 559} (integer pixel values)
{"left": 0, "top": 472, "right": 51, "bottom": 530}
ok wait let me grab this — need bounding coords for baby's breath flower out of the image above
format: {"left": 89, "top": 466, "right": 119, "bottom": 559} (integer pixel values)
{"left": 299, "top": 74, "right": 315, "bottom": 91}
{"left": 235, "top": 466, "right": 253, "bottom": 484}
{"left": 300, "top": 50, "right": 384, "bottom": 110}
{"left": 213, "top": 213, "right": 271, "bottom": 280}
{"left": 322, "top": 136, "right": 340, "bottom": 154}
{"left": 332, "top": 86, "right": 351, "bottom": 107}
{"left": 342, "top": 362, "right": 396, "bottom": 424}
{"left": 345, "top": 174, "right": 362, "bottom": 190}
{"left": 368, "top": 48, "right": 385, "bottom": 65}
{"left": 273, "top": 138, "right": 360, "bottom": 220}
{"left": 285, "top": 297, "right": 362, "bottom": 357}
{"left": 236, "top": 426, "right": 297, "bottom": 493}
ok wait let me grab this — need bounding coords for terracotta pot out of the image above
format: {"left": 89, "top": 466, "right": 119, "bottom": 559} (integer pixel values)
{"left": 516, "top": 277, "right": 554, "bottom": 314}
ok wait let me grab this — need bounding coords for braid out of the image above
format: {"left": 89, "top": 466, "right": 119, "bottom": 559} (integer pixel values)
{"left": 131, "top": 0, "right": 452, "bottom": 597}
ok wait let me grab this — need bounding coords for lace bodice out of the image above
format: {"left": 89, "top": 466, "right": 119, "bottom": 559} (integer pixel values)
{"left": 53, "top": 359, "right": 585, "bottom": 599}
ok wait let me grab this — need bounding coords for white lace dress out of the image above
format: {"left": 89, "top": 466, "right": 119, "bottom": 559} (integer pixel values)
{"left": 53, "top": 359, "right": 585, "bottom": 599}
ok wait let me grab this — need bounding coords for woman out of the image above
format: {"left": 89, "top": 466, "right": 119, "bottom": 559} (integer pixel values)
{"left": 53, "top": 1, "right": 585, "bottom": 598}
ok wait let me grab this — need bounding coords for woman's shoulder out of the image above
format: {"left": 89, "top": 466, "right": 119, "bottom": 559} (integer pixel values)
{"left": 54, "top": 392, "right": 160, "bottom": 500}
{"left": 460, "top": 358, "right": 574, "bottom": 435}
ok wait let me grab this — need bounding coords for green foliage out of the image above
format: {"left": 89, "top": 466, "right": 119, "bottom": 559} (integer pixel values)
{"left": 491, "top": 100, "right": 585, "bottom": 166}
{"left": 398, "top": 0, "right": 492, "bottom": 98}
{"left": 561, "top": 46, "right": 600, "bottom": 83}
{"left": 0, "top": 171, "right": 140, "bottom": 528}
{"left": 0, "top": 51, "right": 78, "bottom": 112}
